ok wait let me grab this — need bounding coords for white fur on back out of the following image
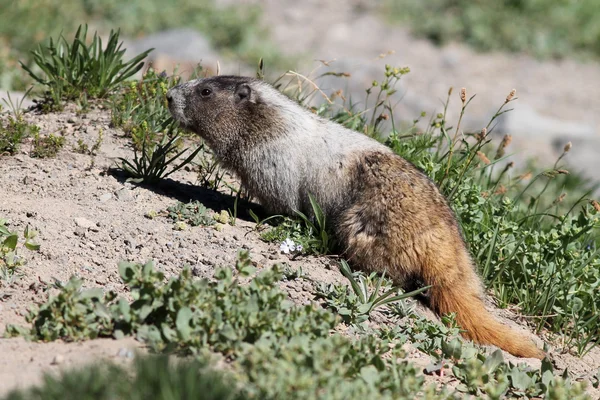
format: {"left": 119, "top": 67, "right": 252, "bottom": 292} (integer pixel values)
{"left": 238, "top": 81, "right": 391, "bottom": 215}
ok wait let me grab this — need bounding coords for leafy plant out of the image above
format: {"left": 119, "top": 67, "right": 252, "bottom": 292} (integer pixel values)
{"left": 0, "top": 219, "right": 40, "bottom": 283}
{"left": 30, "top": 132, "right": 65, "bottom": 158}
{"left": 315, "top": 261, "right": 428, "bottom": 324}
{"left": 3, "top": 355, "right": 241, "bottom": 400}
{"left": 0, "top": 91, "right": 40, "bottom": 156}
{"left": 21, "top": 24, "right": 152, "bottom": 105}
{"left": 342, "top": 260, "right": 429, "bottom": 319}
{"left": 74, "top": 128, "right": 103, "bottom": 156}
{"left": 118, "top": 122, "right": 203, "bottom": 184}
{"left": 0, "top": 115, "right": 39, "bottom": 156}
{"left": 1, "top": 88, "right": 31, "bottom": 120}
{"left": 294, "top": 193, "right": 335, "bottom": 254}
{"left": 110, "top": 68, "right": 184, "bottom": 149}
{"left": 6, "top": 276, "right": 114, "bottom": 341}
{"left": 166, "top": 200, "right": 215, "bottom": 227}
{"left": 6, "top": 250, "right": 592, "bottom": 399}
{"left": 256, "top": 194, "right": 335, "bottom": 255}
{"left": 6, "top": 251, "right": 338, "bottom": 357}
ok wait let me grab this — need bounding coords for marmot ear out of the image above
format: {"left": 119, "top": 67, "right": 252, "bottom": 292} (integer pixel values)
{"left": 234, "top": 83, "right": 254, "bottom": 104}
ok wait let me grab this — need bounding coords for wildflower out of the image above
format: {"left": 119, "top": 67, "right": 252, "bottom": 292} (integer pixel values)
{"left": 476, "top": 151, "right": 491, "bottom": 165}
{"left": 475, "top": 127, "right": 487, "bottom": 142}
{"left": 495, "top": 185, "right": 507, "bottom": 195}
{"left": 295, "top": 244, "right": 303, "bottom": 253}
{"left": 495, "top": 134, "right": 512, "bottom": 160}
{"left": 553, "top": 193, "right": 566, "bottom": 204}
{"left": 502, "top": 161, "right": 515, "bottom": 173}
{"left": 280, "top": 238, "right": 296, "bottom": 254}
{"left": 505, "top": 89, "right": 516, "bottom": 103}
{"left": 460, "top": 87, "right": 467, "bottom": 103}
{"left": 519, "top": 172, "right": 533, "bottom": 181}
{"left": 563, "top": 142, "right": 572, "bottom": 153}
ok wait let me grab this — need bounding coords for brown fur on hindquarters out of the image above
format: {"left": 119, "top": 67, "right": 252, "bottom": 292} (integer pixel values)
{"left": 166, "top": 75, "right": 545, "bottom": 359}
{"left": 338, "top": 151, "right": 545, "bottom": 359}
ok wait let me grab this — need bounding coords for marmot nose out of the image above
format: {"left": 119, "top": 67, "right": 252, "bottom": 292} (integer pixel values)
{"left": 166, "top": 91, "right": 173, "bottom": 104}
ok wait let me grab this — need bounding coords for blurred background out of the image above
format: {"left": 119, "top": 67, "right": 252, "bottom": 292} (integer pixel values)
{"left": 1, "top": 0, "right": 599, "bottom": 187}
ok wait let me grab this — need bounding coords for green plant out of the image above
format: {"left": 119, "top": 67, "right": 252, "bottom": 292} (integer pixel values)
{"left": 294, "top": 193, "right": 335, "bottom": 254}
{"left": 193, "top": 142, "right": 228, "bottom": 190}
{"left": 0, "top": 90, "right": 40, "bottom": 156}
{"left": 256, "top": 194, "right": 335, "bottom": 255}
{"left": 6, "top": 251, "right": 338, "bottom": 355}
{"left": 6, "top": 275, "right": 114, "bottom": 341}
{"left": 21, "top": 24, "right": 152, "bottom": 105}
{"left": 314, "top": 261, "right": 428, "bottom": 324}
{"left": 110, "top": 68, "right": 183, "bottom": 149}
{"left": 382, "top": 0, "right": 600, "bottom": 60}
{"left": 30, "top": 132, "right": 65, "bottom": 158}
{"left": 118, "top": 122, "right": 203, "bottom": 184}
{"left": 6, "top": 249, "right": 594, "bottom": 399}
{"left": 74, "top": 128, "right": 103, "bottom": 156}
{"left": 166, "top": 200, "right": 215, "bottom": 227}
{"left": 1, "top": 88, "right": 31, "bottom": 120}
{"left": 0, "top": 115, "right": 39, "bottom": 156}
{"left": 0, "top": 219, "right": 40, "bottom": 283}
{"left": 3, "top": 355, "right": 241, "bottom": 400}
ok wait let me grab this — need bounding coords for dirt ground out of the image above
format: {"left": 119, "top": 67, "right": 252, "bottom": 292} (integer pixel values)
{"left": 0, "top": 103, "right": 599, "bottom": 397}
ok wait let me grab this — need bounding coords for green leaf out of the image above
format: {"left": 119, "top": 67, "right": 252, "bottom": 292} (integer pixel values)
{"left": 357, "top": 303, "right": 372, "bottom": 315}
{"left": 482, "top": 349, "right": 504, "bottom": 375}
{"left": 2, "top": 234, "right": 18, "bottom": 250}
{"left": 80, "top": 288, "right": 104, "bottom": 300}
{"left": 359, "top": 365, "right": 379, "bottom": 386}
{"left": 441, "top": 338, "right": 462, "bottom": 359}
{"left": 0, "top": 224, "right": 10, "bottom": 236}
{"left": 220, "top": 324, "right": 238, "bottom": 341}
{"left": 24, "top": 241, "right": 41, "bottom": 251}
{"left": 176, "top": 307, "right": 193, "bottom": 341}
{"left": 118, "top": 261, "right": 136, "bottom": 281}
{"left": 509, "top": 367, "right": 532, "bottom": 391}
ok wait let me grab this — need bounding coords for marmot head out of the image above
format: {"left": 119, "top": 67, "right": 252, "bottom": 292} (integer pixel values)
{"left": 166, "top": 75, "right": 279, "bottom": 154}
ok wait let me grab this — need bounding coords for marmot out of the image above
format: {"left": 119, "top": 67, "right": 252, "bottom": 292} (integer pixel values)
{"left": 166, "top": 75, "right": 545, "bottom": 359}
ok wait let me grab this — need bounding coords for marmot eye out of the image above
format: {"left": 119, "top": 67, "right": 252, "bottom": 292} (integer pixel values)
{"left": 201, "top": 88, "right": 212, "bottom": 97}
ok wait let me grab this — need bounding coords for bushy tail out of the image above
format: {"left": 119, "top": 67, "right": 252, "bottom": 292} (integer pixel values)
{"left": 429, "top": 283, "right": 545, "bottom": 359}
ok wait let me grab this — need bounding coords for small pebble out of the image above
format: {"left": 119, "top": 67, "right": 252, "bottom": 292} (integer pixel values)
{"left": 74, "top": 217, "right": 96, "bottom": 230}
{"left": 51, "top": 355, "right": 64, "bottom": 365}
{"left": 115, "top": 188, "right": 133, "bottom": 201}
{"left": 116, "top": 348, "right": 134, "bottom": 359}
{"left": 99, "top": 193, "right": 112, "bottom": 202}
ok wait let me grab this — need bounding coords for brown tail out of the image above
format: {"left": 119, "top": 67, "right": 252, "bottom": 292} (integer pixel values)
{"left": 429, "top": 283, "right": 545, "bottom": 359}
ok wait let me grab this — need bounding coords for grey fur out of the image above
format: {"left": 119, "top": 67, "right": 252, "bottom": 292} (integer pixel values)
{"left": 167, "top": 75, "right": 390, "bottom": 217}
